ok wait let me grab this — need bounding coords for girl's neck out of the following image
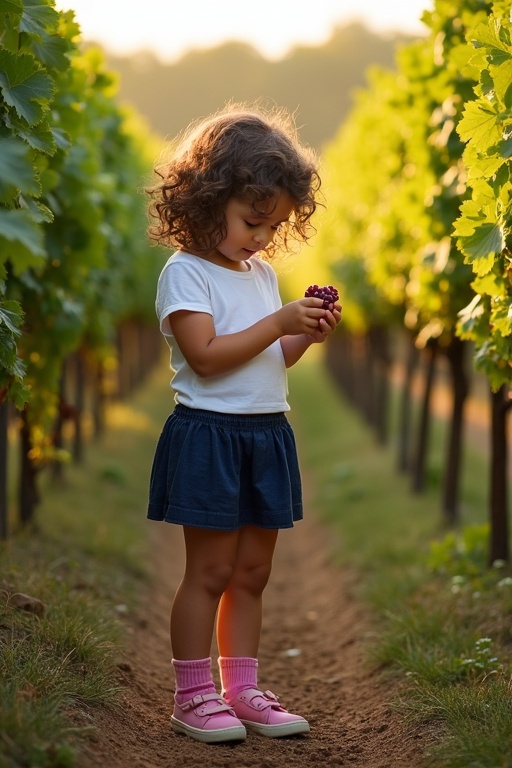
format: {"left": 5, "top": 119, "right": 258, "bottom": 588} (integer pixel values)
{"left": 185, "top": 249, "right": 252, "bottom": 272}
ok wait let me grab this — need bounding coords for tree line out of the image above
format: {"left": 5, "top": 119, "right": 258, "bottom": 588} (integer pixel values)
{"left": 103, "top": 22, "right": 416, "bottom": 152}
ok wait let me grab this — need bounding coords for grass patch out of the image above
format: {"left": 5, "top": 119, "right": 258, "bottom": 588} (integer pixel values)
{"left": 408, "top": 677, "right": 512, "bottom": 768}
{"left": 0, "top": 366, "right": 173, "bottom": 768}
{"left": 288, "top": 358, "right": 512, "bottom": 768}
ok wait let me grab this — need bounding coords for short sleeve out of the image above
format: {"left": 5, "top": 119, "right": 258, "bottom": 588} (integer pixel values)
{"left": 156, "top": 256, "right": 213, "bottom": 336}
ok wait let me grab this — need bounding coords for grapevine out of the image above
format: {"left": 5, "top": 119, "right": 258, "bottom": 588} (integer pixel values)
{"left": 0, "top": 0, "right": 163, "bottom": 526}
{"left": 454, "top": 1, "right": 512, "bottom": 391}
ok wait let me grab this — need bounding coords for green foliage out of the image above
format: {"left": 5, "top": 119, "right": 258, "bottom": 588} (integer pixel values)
{"left": 428, "top": 523, "right": 490, "bottom": 577}
{"left": 0, "top": 299, "right": 29, "bottom": 406}
{"left": 0, "top": 136, "right": 41, "bottom": 197}
{"left": 0, "top": 49, "right": 55, "bottom": 124}
{"left": 317, "top": 0, "right": 512, "bottom": 395}
{"left": 0, "top": 0, "right": 70, "bottom": 408}
{"left": 454, "top": 635, "right": 502, "bottom": 677}
{"left": 0, "top": 0, "right": 163, "bottom": 458}
{"left": 454, "top": 5, "right": 512, "bottom": 390}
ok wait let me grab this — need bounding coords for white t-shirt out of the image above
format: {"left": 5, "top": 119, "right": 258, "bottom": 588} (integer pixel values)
{"left": 156, "top": 251, "right": 289, "bottom": 413}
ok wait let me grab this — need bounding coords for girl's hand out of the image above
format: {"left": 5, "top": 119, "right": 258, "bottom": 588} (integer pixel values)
{"left": 308, "top": 302, "right": 342, "bottom": 343}
{"left": 279, "top": 299, "right": 342, "bottom": 367}
{"left": 275, "top": 298, "right": 329, "bottom": 336}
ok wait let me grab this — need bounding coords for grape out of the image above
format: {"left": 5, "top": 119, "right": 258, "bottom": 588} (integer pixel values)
{"left": 304, "top": 284, "right": 339, "bottom": 309}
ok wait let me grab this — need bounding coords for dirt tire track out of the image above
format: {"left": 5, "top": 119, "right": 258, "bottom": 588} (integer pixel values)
{"left": 76, "top": 506, "right": 428, "bottom": 768}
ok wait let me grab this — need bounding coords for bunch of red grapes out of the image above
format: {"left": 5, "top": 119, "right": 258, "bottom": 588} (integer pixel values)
{"left": 304, "top": 284, "right": 339, "bottom": 308}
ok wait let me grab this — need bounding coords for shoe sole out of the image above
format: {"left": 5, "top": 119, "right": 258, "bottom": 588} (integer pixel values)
{"left": 171, "top": 716, "right": 246, "bottom": 743}
{"left": 240, "top": 719, "right": 310, "bottom": 738}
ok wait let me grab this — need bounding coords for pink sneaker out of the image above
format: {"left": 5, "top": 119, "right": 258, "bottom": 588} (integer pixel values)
{"left": 171, "top": 693, "right": 246, "bottom": 743}
{"left": 228, "top": 688, "right": 310, "bottom": 738}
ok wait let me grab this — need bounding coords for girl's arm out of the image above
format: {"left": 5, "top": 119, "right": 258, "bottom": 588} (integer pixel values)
{"left": 280, "top": 305, "right": 342, "bottom": 368}
{"left": 169, "top": 298, "right": 327, "bottom": 378}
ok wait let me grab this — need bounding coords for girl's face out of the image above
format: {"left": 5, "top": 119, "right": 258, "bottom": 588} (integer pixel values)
{"left": 209, "top": 189, "right": 294, "bottom": 271}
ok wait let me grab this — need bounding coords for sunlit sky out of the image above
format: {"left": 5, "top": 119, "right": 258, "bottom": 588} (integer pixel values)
{"left": 54, "top": 0, "right": 431, "bottom": 62}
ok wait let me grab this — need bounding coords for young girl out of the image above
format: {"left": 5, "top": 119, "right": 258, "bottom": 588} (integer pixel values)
{"left": 146, "top": 104, "right": 341, "bottom": 744}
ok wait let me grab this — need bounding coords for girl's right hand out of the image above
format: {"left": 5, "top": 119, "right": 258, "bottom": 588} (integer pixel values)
{"left": 276, "top": 298, "right": 327, "bottom": 336}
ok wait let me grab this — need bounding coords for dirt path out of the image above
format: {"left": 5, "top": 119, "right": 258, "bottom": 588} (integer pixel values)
{"left": 76, "top": 497, "right": 428, "bottom": 768}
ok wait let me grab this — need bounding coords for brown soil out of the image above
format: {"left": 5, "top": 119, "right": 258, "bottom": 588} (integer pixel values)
{"left": 76, "top": 506, "right": 428, "bottom": 768}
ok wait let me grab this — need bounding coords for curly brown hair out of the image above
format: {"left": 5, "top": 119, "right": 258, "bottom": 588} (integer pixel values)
{"left": 146, "top": 103, "right": 321, "bottom": 259}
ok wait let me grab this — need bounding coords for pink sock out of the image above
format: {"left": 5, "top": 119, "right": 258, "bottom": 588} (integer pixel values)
{"left": 172, "top": 657, "right": 216, "bottom": 704}
{"left": 218, "top": 656, "right": 258, "bottom": 700}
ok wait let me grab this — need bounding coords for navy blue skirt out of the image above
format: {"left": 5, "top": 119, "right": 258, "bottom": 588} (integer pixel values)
{"left": 147, "top": 405, "right": 303, "bottom": 530}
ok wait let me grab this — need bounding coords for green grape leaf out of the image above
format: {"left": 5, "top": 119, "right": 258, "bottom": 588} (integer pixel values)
{"left": 0, "top": 0, "right": 22, "bottom": 15}
{"left": 0, "top": 334, "right": 22, "bottom": 370}
{"left": 457, "top": 294, "right": 485, "bottom": 339}
{"left": 0, "top": 300, "right": 23, "bottom": 336}
{"left": 491, "top": 59, "right": 512, "bottom": 105}
{"left": 11, "top": 381, "right": 31, "bottom": 409}
{"left": 0, "top": 208, "right": 45, "bottom": 261}
{"left": 0, "top": 136, "right": 40, "bottom": 197}
{"left": 467, "top": 153, "right": 505, "bottom": 181}
{"left": 17, "top": 122, "right": 56, "bottom": 155}
{"left": 458, "top": 221, "right": 505, "bottom": 274}
{"left": 472, "top": 271, "right": 506, "bottom": 297}
{"left": 490, "top": 300, "right": 512, "bottom": 337}
{"left": 0, "top": 11, "right": 21, "bottom": 50}
{"left": 19, "top": 194, "right": 54, "bottom": 224}
{"left": 504, "top": 81, "right": 512, "bottom": 110}
{"left": 19, "top": 0, "right": 59, "bottom": 39}
{"left": 471, "top": 20, "right": 511, "bottom": 65}
{"left": 475, "top": 351, "right": 510, "bottom": 392}
{"left": 0, "top": 50, "right": 55, "bottom": 125}
{"left": 478, "top": 68, "right": 495, "bottom": 100}
{"left": 58, "top": 9, "right": 81, "bottom": 43}
{"left": 498, "top": 134, "right": 512, "bottom": 158}
{"left": 493, "top": 163, "right": 510, "bottom": 194}
{"left": 457, "top": 100, "right": 501, "bottom": 146}
{"left": 453, "top": 201, "right": 485, "bottom": 236}
{"left": 32, "top": 33, "right": 72, "bottom": 72}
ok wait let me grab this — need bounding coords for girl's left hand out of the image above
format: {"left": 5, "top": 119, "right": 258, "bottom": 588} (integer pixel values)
{"left": 308, "top": 303, "right": 342, "bottom": 343}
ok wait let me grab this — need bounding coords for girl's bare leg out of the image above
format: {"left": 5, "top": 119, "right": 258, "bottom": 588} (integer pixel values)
{"left": 171, "top": 526, "right": 240, "bottom": 660}
{"left": 216, "top": 526, "right": 279, "bottom": 658}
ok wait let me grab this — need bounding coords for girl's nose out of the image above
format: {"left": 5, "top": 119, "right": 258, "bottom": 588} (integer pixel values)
{"left": 253, "top": 228, "right": 269, "bottom": 247}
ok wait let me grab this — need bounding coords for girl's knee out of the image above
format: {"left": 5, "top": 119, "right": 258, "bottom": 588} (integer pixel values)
{"left": 193, "top": 562, "right": 235, "bottom": 598}
{"left": 232, "top": 561, "right": 273, "bottom": 594}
